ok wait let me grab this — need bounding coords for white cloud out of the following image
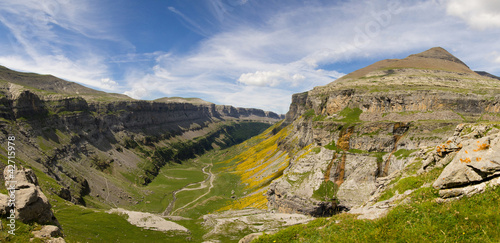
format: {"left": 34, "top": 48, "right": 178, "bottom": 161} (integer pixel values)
{"left": 445, "top": 0, "right": 500, "bottom": 30}
{"left": 148, "top": 0, "right": 500, "bottom": 113}
{"left": 1, "top": 0, "right": 500, "bottom": 114}
{"left": 124, "top": 0, "right": 426, "bottom": 113}
{"left": 238, "top": 70, "right": 305, "bottom": 87}
{"left": 0, "top": 0, "right": 121, "bottom": 91}
{"left": 100, "top": 78, "right": 118, "bottom": 89}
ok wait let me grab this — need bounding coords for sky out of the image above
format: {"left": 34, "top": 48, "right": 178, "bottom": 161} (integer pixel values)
{"left": 0, "top": 0, "right": 500, "bottom": 114}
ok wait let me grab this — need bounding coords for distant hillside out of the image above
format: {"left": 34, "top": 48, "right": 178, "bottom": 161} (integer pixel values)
{"left": 476, "top": 70, "right": 500, "bottom": 80}
{"left": 155, "top": 97, "right": 214, "bottom": 105}
{"left": 0, "top": 65, "right": 282, "bottom": 206}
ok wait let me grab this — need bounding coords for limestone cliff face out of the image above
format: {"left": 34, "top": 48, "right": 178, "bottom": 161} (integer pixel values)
{"left": 266, "top": 47, "right": 500, "bottom": 215}
{"left": 0, "top": 67, "right": 282, "bottom": 206}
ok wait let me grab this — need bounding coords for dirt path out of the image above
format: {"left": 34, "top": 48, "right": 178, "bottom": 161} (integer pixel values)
{"left": 163, "top": 163, "right": 214, "bottom": 216}
{"left": 171, "top": 165, "right": 215, "bottom": 215}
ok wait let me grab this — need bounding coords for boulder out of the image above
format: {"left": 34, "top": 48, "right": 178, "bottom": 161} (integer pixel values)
{"left": 0, "top": 193, "right": 9, "bottom": 215}
{"left": 32, "top": 225, "right": 63, "bottom": 238}
{"left": 3, "top": 166, "right": 58, "bottom": 224}
{"left": 433, "top": 134, "right": 500, "bottom": 190}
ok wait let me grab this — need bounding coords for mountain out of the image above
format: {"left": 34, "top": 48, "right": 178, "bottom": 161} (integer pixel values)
{"left": 263, "top": 47, "right": 500, "bottom": 215}
{"left": 2, "top": 48, "right": 500, "bottom": 242}
{"left": 222, "top": 47, "right": 500, "bottom": 242}
{"left": 0, "top": 65, "right": 282, "bottom": 207}
{"left": 211, "top": 47, "right": 500, "bottom": 218}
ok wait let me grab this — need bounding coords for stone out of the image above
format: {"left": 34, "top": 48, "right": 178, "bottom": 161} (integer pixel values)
{"left": 32, "top": 225, "right": 63, "bottom": 238}
{"left": 239, "top": 232, "right": 265, "bottom": 243}
{"left": 0, "top": 193, "right": 9, "bottom": 215}
{"left": 433, "top": 134, "right": 500, "bottom": 190}
{"left": 438, "top": 177, "right": 500, "bottom": 200}
{"left": 3, "top": 166, "right": 58, "bottom": 225}
{"left": 336, "top": 155, "right": 378, "bottom": 208}
{"left": 45, "top": 238, "right": 66, "bottom": 243}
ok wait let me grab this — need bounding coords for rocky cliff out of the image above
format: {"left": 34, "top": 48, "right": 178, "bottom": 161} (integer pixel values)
{"left": 264, "top": 47, "right": 500, "bottom": 215}
{"left": 0, "top": 66, "right": 282, "bottom": 206}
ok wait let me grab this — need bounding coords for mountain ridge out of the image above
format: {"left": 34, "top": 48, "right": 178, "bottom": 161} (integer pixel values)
{"left": 256, "top": 47, "right": 500, "bottom": 217}
{"left": 337, "top": 47, "right": 480, "bottom": 81}
{"left": 2, "top": 47, "right": 500, "bottom": 242}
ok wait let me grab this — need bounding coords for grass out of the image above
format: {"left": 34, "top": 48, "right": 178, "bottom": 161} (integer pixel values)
{"left": 303, "top": 109, "right": 315, "bottom": 119}
{"left": 254, "top": 184, "right": 500, "bottom": 243}
{"left": 130, "top": 165, "right": 207, "bottom": 213}
{"left": 378, "top": 176, "right": 424, "bottom": 201}
{"left": 378, "top": 165, "right": 443, "bottom": 202}
{"left": 0, "top": 166, "right": 192, "bottom": 243}
{"left": 312, "top": 181, "right": 338, "bottom": 201}
{"left": 311, "top": 147, "right": 321, "bottom": 154}
{"left": 324, "top": 141, "right": 341, "bottom": 152}
{"left": 393, "top": 149, "right": 418, "bottom": 159}
{"left": 336, "top": 107, "right": 362, "bottom": 124}
{"left": 54, "top": 202, "right": 181, "bottom": 243}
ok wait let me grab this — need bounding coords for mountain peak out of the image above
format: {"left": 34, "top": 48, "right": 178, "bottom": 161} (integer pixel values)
{"left": 407, "top": 47, "right": 469, "bottom": 67}
{"left": 337, "top": 47, "right": 474, "bottom": 80}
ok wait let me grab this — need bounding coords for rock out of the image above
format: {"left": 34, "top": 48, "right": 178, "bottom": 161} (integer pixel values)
{"left": 3, "top": 166, "right": 58, "bottom": 225}
{"left": 202, "top": 209, "right": 313, "bottom": 241}
{"left": 45, "top": 238, "right": 66, "bottom": 243}
{"left": 239, "top": 232, "right": 265, "bottom": 243}
{"left": 336, "top": 155, "right": 378, "bottom": 208}
{"left": 32, "top": 225, "right": 63, "bottom": 238}
{"left": 438, "top": 177, "right": 500, "bottom": 200}
{"left": 0, "top": 193, "right": 9, "bottom": 215}
{"left": 433, "top": 134, "right": 500, "bottom": 190}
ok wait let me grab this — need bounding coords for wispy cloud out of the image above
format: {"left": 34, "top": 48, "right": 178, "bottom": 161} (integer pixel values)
{"left": 123, "top": 0, "right": 500, "bottom": 113}
{"left": 0, "top": 0, "right": 121, "bottom": 90}
{"left": 168, "top": 6, "right": 212, "bottom": 37}
{"left": 1, "top": 0, "right": 500, "bottom": 114}
{"left": 445, "top": 0, "right": 500, "bottom": 30}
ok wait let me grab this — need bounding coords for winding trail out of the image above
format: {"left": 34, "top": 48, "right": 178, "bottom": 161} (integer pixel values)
{"left": 172, "top": 165, "right": 215, "bottom": 215}
{"left": 162, "top": 163, "right": 214, "bottom": 216}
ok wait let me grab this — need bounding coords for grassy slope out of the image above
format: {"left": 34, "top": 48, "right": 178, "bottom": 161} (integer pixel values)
{"left": 0, "top": 119, "right": 279, "bottom": 242}
{"left": 0, "top": 136, "right": 260, "bottom": 242}
{"left": 253, "top": 168, "right": 500, "bottom": 243}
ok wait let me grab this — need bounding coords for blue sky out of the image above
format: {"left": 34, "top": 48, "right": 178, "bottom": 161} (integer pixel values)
{"left": 0, "top": 0, "right": 500, "bottom": 114}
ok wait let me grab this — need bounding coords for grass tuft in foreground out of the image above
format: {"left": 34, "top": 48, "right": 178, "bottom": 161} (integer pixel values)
{"left": 253, "top": 185, "right": 500, "bottom": 243}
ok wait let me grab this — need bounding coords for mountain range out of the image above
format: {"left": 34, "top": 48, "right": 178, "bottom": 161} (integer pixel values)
{"left": 1, "top": 47, "right": 500, "bottom": 242}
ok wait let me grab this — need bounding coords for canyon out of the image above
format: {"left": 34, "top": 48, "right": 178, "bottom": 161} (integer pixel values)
{"left": 1, "top": 47, "right": 500, "bottom": 242}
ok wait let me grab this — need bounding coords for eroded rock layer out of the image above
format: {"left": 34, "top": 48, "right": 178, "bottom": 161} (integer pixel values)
{"left": 266, "top": 47, "right": 500, "bottom": 215}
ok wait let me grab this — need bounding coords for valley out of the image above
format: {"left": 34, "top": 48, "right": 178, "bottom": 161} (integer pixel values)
{"left": 1, "top": 47, "right": 500, "bottom": 242}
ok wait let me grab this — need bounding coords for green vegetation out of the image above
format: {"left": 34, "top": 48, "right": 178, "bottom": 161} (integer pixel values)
{"left": 324, "top": 141, "right": 341, "bottom": 152}
{"left": 405, "top": 158, "right": 423, "bottom": 175}
{"left": 0, "top": 219, "right": 43, "bottom": 243}
{"left": 254, "top": 181, "right": 500, "bottom": 243}
{"left": 132, "top": 121, "right": 271, "bottom": 184}
{"left": 55, "top": 203, "right": 177, "bottom": 243}
{"left": 312, "top": 180, "right": 338, "bottom": 201}
{"left": 431, "top": 124, "right": 455, "bottom": 134}
{"left": 303, "top": 109, "right": 315, "bottom": 119}
{"left": 313, "top": 114, "right": 327, "bottom": 122}
{"left": 393, "top": 149, "right": 417, "bottom": 159}
{"left": 311, "top": 147, "right": 321, "bottom": 154}
{"left": 336, "top": 107, "right": 362, "bottom": 123}
{"left": 348, "top": 148, "right": 365, "bottom": 154}
{"left": 378, "top": 166, "right": 444, "bottom": 202}
{"left": 90, "top": 155, "right": 113, "bottom": 171}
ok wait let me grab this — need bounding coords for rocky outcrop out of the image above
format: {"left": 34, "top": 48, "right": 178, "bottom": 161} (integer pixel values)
{"left": 1, "top": 166, "right": 58, "bottom": 225}
{"left": 432, "top": 125, "right": 500, "bottom": 199}
{"left": 202, "top": 209, "right": 313, "bottom": 241}
{"left": 265, "top": 47, "right": 500, "bottom": 215}
{"left": 32, "top": 225, "right": 64, "bottom": 239}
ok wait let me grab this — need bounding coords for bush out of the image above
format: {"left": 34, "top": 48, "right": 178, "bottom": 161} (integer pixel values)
{"left": 90, "top": 155, "right": 112, "bottom": 171}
